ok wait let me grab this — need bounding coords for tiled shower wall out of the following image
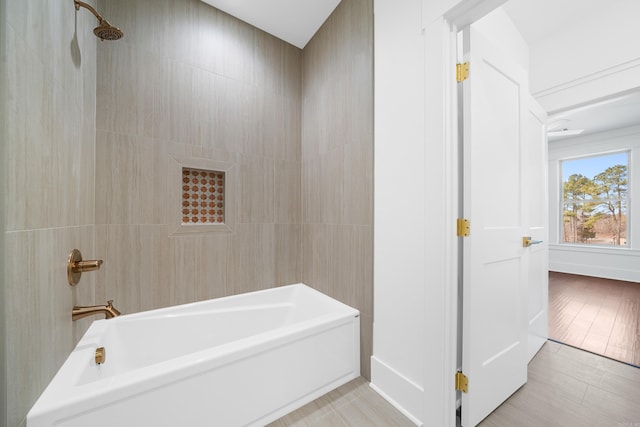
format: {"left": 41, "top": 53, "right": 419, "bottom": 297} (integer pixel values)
{"left": 94, "top": 0, "right": 374, "bottom": 382}
{"left": 302, "top": 0, "right": 374, "bottom": 378}
{"left": 2, "top": 1, "right": 98, "bottom": 426}
{"left": 2, "top": 0, "right": 373, "bottom": 424}
{"left": 94, "top": 0, "right": 303, "bottom": 313}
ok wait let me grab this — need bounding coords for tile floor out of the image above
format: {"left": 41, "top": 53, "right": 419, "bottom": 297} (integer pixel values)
{"left": 271, "top": 341, "right": 640, "bottom": 426}
{"left": 267, "top": 377, "right": 416, "bottom": 427}
{"left": 479, "top": 341, "right": 640, "bottom": 426}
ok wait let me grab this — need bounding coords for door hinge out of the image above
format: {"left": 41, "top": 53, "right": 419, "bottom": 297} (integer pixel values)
{"left": 456, "top": 62, "right": 469, "bottom": 82}
{"left": 455, "top": 371, "right": 469, "bottom": 393}
{"left": 457, "top": 218, "right": 470, "bottom": 237}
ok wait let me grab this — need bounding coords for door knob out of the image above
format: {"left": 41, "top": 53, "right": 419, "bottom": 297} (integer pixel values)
{"left": 522, "top": 237, "right": 543, "bottom": 248}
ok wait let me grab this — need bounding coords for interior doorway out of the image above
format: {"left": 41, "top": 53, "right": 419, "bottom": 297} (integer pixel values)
{"left": 544, "top": 88, "right": 640, "bottom": 367}
{"left": 462, "top": 0, "right": 637, "bottom": 424}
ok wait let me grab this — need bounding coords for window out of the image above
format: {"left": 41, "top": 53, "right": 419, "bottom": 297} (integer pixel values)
{"left": 561, "top": 152, "right": 629, "bottom": 246}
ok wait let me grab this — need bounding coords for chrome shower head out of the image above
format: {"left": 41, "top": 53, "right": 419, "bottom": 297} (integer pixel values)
{"left": 74, "top": 0, "right": 124, "bottom": 41}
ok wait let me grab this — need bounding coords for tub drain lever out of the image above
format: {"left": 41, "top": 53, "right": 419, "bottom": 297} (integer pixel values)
{"left": 95, "top": 347, "right": 106, "bottom": 365}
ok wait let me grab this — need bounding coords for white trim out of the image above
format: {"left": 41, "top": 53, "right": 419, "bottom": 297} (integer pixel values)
{"left": 549, "top": 125, "right": 640, "bottom": 155}
{"left": 550, "top": 243, "right": 640, "bottom": 257}
{"left": 439, "top": 18, "right": 460, "bottom": 427}
{"left": 549, "top": 245, "right": 640, "bottom": 282}
{"left": 370, "top": 357, "right": 424, "bottom": 426}
{"left": 534, "top": 57, "right": 640, "bottom": 100}
{"left": 423, "top": 14, "right": 460, "bottom": 427}
{"left": 442, "top": 0, "right": 507, "bottom": 28}
{"left": 536, "top": 61, "right": 640, "bottom": 113}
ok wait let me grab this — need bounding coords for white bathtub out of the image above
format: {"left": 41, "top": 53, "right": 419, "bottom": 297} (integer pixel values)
{"left": 27, "top": 284, "right": 360, "bottom": 427}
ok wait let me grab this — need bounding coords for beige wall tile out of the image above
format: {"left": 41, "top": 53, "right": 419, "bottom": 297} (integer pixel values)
{"left": 254, "top": 30, "right": 286, "bottom": 95}
{"left": 196, "top": 4, "right": 226, "bottom": 77}
{"left": 227, "top": 223, "right": 276, "bottom": 295}
{"left": 3, "top": 1, "right": 99, "bottom": 424}
{"left": 5, "top": 101, "right": 27, "bottom": 231}
{"left": 165, "top": 61, "right": 204, "bottom": 146}
{"left": 258, "top": 90, "right": 284, "bottom": 159}
{"left": 217, "top": 9, "right": 256, "bottom": 83}
{"left": 360, "top": 314, "right": 373, "bottom": 383}
{"left": 95, "top": 131, "right": 155, "bottom": 225}
{"left": 96, "top": 42, "right": 159, "bottom": 138}
{"left": 213, "top": 76, "right": 259, "bottom": 154}
{"left": 301, "top": 0, "right": 374, "bottom": 380}
{"left": 5, "top": 0, "right": 303, "bottom": 424}
{"left": 304, "top": 225, "right": 373, "bottom": 316}
{"left": 170, "top": 233, "right": 229, "bottom": 305}
{"left": 301, "top": 224, "right": 330, "bottom": 295}
{"left": 343, "top": 142, "right": 373, "bottom": 226}
{"left": 95, "top": 224, "right": 154, "bottom": 314}
{"left": 158, "top": 0, "right": 201, "bottom": 68}
{"left": 238, "top": 155, "right": 274, "bottom": 224}
{"left": 274, "top": 223, "right": 302, "bottom": 286}
{"left": 302, "top": 148, "right": 346, "bottom": 225}
{"left": 279, "top": 92, "right": 302, "bottom": 163}
{"left": 5, "top": 226, "right": 95, "bottom": 427}
{"left": 100, "top": 0, "right": 169, "bottom": 56}
{"left": 275, "top": 159, "right": 301, "bottom": 224}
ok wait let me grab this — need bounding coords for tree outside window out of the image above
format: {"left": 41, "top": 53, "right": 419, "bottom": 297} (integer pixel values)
{"left": 561, "top": 152, "right": 629, "bottom": 246}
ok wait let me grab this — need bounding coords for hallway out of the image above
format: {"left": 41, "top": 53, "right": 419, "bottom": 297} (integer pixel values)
{"left": 549, "top": 272, "right": 640, "bottom": 367}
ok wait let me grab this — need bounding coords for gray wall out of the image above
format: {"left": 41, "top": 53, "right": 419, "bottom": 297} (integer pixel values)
{"left": 301, "top": 0, "right": 374, "bottom": 378}
{"left": 1, "top": 0, "right": 8, "bottom": 424}
{"left": 2, "top": 1, "right": 98, "bottom": 425}
{"left": 95, "top": 0, "right": 302, "bottom": 314}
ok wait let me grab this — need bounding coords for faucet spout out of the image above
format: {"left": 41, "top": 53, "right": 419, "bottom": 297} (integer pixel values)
{"left": 72, "top": 300, "right": 121, "bottom": 321}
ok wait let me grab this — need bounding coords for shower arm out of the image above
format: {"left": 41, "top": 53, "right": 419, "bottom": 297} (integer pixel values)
{"left": 74, "top": 0, "right": 108, "bottom": 25}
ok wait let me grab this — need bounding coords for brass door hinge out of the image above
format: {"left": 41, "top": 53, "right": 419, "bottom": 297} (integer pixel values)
{"left": 455, "top": 371, "right": 469, "bottom": 393}
{"left": 456, "top": 62, "right": 469, "bottom": 82}
{"left": 457, "top": 218, "right": 470, "bottom": 237}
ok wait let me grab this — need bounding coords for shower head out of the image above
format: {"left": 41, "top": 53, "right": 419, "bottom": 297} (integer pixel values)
{"left": 93, "top": 23, "right": 124, "bottom": 41}
{"left": 74, "top": 0, "right": 124, "bottom": 41}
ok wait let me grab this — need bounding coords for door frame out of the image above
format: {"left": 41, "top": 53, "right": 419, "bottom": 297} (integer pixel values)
{"left": 423, "top": 1, "right": 511, "bottom": 425}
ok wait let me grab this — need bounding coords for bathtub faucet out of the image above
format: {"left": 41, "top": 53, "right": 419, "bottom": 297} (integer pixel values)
{"left": 72, "top": 300, "right": 121, "bottom": 321}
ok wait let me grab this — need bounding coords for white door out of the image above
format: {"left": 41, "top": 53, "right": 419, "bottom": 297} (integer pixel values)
{"left": 460, "top": 25, "right": 529, "bottom": 426}
{"left": 525, "top": 98, "right": 549, "bottom": 362}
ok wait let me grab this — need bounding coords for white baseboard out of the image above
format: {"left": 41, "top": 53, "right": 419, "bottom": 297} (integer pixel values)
{"left": 369, "top": 356, "right": 424, "bottom": 426}
{"left": 550, "top": 262, "right": 640, "bottom": 283}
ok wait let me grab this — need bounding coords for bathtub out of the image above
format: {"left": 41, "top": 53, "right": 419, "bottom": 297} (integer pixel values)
{"left": 27, "top": 284, "right": 360, "bottom": 427}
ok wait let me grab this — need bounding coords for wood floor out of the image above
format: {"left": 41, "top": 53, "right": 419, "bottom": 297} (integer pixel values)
{"left": 271, "top": 341, "right": 640, "bottom": 426}
{"left": 549, "top": 271, "right": 640, "bottom": 367}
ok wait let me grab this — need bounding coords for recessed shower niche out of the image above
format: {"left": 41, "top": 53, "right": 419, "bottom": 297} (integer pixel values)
{"left": 181, "top": 168, "right": 225, "bottom": 224}
{"left": 169, "top": 157, "right": 235, "bottom": 235}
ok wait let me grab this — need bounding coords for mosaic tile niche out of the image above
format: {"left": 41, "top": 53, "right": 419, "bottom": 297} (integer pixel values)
{"left": 169, "top": 157, "right": 234, "bottom": 235}
{"left": 182, "top": 168, "right": 225, "bottom": 224}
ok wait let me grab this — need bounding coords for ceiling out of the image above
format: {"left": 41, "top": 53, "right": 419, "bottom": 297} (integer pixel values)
{"left": 502, "top": 0, "right": 611, "bottom": 45}
{"left": 545, "top": 90, "right": 640, "bottom": 141}
{"left": 503, "top": 0, "right": 640, "bottom": 140}
{"left": 200, "top": 0, "right": 342, "bottom": 49}
{"left": 201, "top": 0, "right": 640, "bottom": 139}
